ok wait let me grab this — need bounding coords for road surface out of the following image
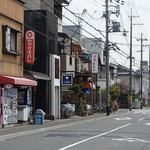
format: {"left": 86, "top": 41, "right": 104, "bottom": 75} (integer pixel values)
{"left": 0, "top": 109, "right": 150, "bottom": 150}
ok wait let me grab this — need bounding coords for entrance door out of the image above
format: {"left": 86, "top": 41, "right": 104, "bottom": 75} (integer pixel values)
{"left": 55, "top": 86, "right": 59, "bottom": 118}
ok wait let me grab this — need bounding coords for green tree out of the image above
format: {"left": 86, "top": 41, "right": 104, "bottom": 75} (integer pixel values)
{"left": 110, "top": 84, "right": 121, "bottom": 100}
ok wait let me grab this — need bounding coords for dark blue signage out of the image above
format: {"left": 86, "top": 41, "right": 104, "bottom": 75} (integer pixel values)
{"left": 81, "top": 88, "right": 91, "bottom": 95}
{"left": 62, "top": 74, "right": 73, "bottom": 86}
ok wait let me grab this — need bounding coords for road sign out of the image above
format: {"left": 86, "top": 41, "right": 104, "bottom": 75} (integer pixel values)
{"left": 62, "top": 74, "right": 73, "bottom": 86}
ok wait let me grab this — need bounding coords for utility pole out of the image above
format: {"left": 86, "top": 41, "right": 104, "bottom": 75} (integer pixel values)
{"left": 137, "top": 33, "right": 146, "bottom": 109}
{"left": 149, "top": 46, "right": 150, "bottom": 106}
{"left": 149, "top": 47, "right": 150, "bottom": 90}
{"left": 105, "top": 0, "right": 110, "bottom": 116}
{"left": 129, "top": 10, "right": 133, "bottom": 111}
{"left": 129, "top": 11, "right": 142, "bottom": 111}
{"left": 140, "top": 33, "right": 143, "bottom": 109}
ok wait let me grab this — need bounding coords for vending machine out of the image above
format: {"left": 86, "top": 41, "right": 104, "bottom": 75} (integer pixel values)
{"left": 18, "top": 88, "right": 32, "bottom": 121}
{"left": 1, "top": 88, "right": 18, "bottom": 126}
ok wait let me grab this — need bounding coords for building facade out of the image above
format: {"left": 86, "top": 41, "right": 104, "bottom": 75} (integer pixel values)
{"left": 0, "top": 0, "right": 37, "bottom": 128}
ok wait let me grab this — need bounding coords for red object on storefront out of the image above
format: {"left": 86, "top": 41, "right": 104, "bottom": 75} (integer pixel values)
{"left": 78, "top": 82, "right": 91, "bottom": 88}
{"left": 0, "top": 86, "right": 1, "bottom": 125}
{"left": 25, "top": 30, "right": 35, "bottom": 64}
{"left": 0, "top": 75, "right": 37, "bottom": 86}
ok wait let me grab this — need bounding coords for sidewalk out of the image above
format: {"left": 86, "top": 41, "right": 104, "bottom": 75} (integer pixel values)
{"left": 0, "top": 109, "right": 128, "bottom": 137}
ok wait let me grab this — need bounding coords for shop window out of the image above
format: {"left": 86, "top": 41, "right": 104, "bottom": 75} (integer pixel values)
{"left": 2, "top": 25, "right": 21, "bottom": 55}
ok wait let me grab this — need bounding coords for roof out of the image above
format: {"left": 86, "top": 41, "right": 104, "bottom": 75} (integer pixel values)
{"left": 16, "top": 0, "right": 25, "bottom": 4}
{"left": 55, "top": 0, "right": 69, "bottom": 5}
{"left": 24, "top": 70, "right": 50, "bottom": 80}
{"left": 73, "top": 44, "right": 88, "bottom": 54}
{"left": 117, "top": 64, "right": 139, "bottom": 75}
{"left": 58, "top": 32, "right": 72, "bottom": 39}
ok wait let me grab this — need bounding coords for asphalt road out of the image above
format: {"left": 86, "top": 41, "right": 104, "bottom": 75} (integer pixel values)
{"left": 0, "top": 108, "right": 150, "bottom": 150}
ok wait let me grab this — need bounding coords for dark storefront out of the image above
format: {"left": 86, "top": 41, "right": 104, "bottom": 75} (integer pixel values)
{"left": 24, "top": 10, "right": 58, "bottom": 118}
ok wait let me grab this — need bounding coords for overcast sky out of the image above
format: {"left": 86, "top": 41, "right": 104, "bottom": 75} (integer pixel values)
{"left": 63, "top": 0, "right": 150, "bottom": 70}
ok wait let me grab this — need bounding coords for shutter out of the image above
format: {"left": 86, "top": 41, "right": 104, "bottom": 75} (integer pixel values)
{"left": 5, "top": 27, "right": 11, "bottom": 51}
{"left": 2, "top": 25, "right": 8, "bottom": 51}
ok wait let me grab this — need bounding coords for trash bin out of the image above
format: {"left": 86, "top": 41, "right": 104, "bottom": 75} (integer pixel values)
{"left": 34, "top": 115, "right": 41, "bottom": 125}
{"left": 34, "top": 109, "right": 45, "bottom": 124}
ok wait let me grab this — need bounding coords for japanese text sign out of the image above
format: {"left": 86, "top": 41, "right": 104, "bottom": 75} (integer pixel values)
{"left": 25, "top": 30, "right": 35, "bottom": 64}
{"left": 92, "top": 53, "right": 98, "bottom": 73}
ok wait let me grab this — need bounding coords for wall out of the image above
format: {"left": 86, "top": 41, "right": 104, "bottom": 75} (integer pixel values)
{"left": 81, "top": 38, "right": 104, "bottom": 64}
{"left": 50, "top": 54, "right": 60, "bottom": 119}
{"left": 24, "top": 0, "right": 54, "bottom": 13}
{"left": 60, "top": 53, "right": 75, "bottom": 75}
{"left": 0, "top": 0, "right": 24, "bottom": 77}
{"left": 24, "top": 10, "right": 58, "bottom": 117}
{"left": 63, "top": 25, "right": 81, "bottom": 44}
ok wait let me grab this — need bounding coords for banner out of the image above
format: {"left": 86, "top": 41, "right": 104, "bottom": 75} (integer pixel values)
{"left": 92, "top": 53, "right": 98, "bottom": 73}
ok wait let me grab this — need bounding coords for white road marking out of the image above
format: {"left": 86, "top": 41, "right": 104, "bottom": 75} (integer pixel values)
{"left": 112, "top": 137, "right": 150, "bottom": 143}
{"left": 138, "top": 118, "right": 144, "bottom": 121}
{"left": 133, "top": 110, "right": 150, "bottom": 115}
{"left": 145, "top": 123, "right": 150, "bottom": 126}
{"left": 58, "top": 123, "right": 132, "bottom": 150}
{"left": 114, "top": 117, "right": 132, "bottom": 121}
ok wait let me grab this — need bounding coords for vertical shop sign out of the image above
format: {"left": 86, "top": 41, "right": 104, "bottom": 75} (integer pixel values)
{"left": 25, "top": 30, "right": 35, "bottom": 64}
{"left": 92, "top": 53, "right": 98, "bottom": 73}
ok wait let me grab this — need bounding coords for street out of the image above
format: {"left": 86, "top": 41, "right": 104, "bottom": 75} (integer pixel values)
{"left": 0, "top": 109, "right": 150, "bottom": 150}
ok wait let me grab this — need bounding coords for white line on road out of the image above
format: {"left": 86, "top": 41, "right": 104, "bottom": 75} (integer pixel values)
{"left": 114, "top": 117, "right": 132, "bottom": 121}
{"left": 58, "top": 123, "right": 132, "bottom": 150}
{"left": 145, "top": 123, "right": 150, "bottom": 126}
{"left": 112, "top": 137, "right": 150, "bottom": 143}
{"left": 138, "top": 118, "right": 144, "bottom": 121}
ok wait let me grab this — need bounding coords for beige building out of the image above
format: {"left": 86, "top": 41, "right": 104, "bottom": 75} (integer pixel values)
{"left": 0, "top": 0, "right": 24, "bottom": 77}
{"left": 0, "top": 0, "right": 37, "bottom": 128}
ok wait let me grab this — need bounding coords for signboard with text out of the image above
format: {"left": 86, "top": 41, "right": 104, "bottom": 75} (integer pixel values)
{"left": 25, "top": 30, "right": 35, "bottom": 64}
{"left": 92, "top": 53, "right": 98, "bottom": 73}
{"left": 62, "top": 74, "right": 73, "bottom": 86}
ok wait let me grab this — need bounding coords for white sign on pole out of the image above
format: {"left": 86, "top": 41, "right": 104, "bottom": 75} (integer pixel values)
{"left": 92, "top": 53, "right": 98, "bottom": 73}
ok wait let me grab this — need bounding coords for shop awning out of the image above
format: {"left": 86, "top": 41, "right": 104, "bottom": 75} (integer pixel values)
{"left": 73, "top": 44, "right": 87, "bottom": 54}
{"left": 0, "top": 75, "right": 37, "bottom": 86}
{"left": 24, "top": 70, "right": 50, "bottom": 81}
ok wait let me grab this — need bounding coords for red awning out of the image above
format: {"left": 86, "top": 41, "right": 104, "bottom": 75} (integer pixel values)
{"left": 0, "top": 75, "right": 37, "bottom": 86}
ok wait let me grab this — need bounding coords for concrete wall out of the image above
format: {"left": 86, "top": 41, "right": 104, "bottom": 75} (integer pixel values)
{"left": 24, "top": 0, "right": 54, "bottom": 13}
{"left": 81, "top": 38, "right": 104, "bottom": 64}
{"left": 60, "top": 53, "right": 75, "bottom": 76}
{"left": 49, "top": 54, "right": 60, "bottom": 119}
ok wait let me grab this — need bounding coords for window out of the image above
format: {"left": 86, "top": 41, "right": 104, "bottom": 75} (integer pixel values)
{"left": 55, "top": 58, "right": 59, "bottom": 79}
{"left": 2, "top": 25, "right": 21, "bottom": 55}
{"left": 70, "top": 56, "right": 72, "bottom": 65}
